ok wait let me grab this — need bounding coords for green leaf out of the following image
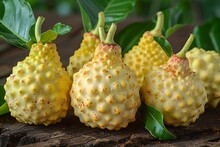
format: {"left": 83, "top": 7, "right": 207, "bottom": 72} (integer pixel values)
{"left": 161, "top": 0, "right": 193, "bottom": 38}
{"left": 0, "top": 85, "right": 5, "bottom": 106}
{"left": 165, "top": 24, "right": 184, "bottom": 38}
{"left": 115, "top": 21, "right": 155, "bottom": 56}
{"left": 41, "top": 22, "right": 72, "bottom": 43}
{"left": 115, "top": 0, "right": 192, "bottom": 56}
{"left": 78, "top": 0, "right": 136, "bottom": 32}
{"left": 40, "top": 30, "right": 58, "bottom": 43}
{"left": 210, "top": 23, "right": 220, "bottom": 53}
{"left": 0, "top": 85, "right": 9, "bottom": 115}
{"left": 193, "top": 18, "right": 220, "bottom": 52}
{"left": 154, "top": 36, "right": 172, "bottom": 57}
{"left": 142, "top": 104, "right": 176, "bottom": 141}
{"left": 0, "top": 1, "right": 4, "bottom": 19}
{"left": 0, "top": 0, "right": 35, "bottom": 49}
{"left": 0, "top": 102, "right": 9, "bottom": 115}
{"left": 199, "top": 0, "right": 220, "bottom": 21}
{"left": 175, "top": 0, "right": 193, "bottom": 23}
{"left": 193, "top": 25, "right": 214, "bottom": 51}
{"left": 52, "top": 23, "right": 72, "bottom": 35}
{"left": 78, "top": 1, "right": 93, "bottom": 32}
{"left": 29, "top": 23, "right": 36, "bottom": 42}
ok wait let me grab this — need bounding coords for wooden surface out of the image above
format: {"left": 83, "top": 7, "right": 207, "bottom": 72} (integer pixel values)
{"left": 0, "top": 13, "right": 220, "bottom": 147}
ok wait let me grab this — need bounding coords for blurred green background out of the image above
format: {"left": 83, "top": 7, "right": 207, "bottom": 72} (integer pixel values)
{"left": 26, "top": 0, "right": 220, "bottom": 24}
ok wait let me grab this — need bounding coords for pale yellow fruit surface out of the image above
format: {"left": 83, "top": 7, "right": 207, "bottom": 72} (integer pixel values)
{"left": 70, "top": 43, "right": 141, "bottom": 130}
{"left": 67, "top": 32, "right": 100, "bottom": 79}
{"left": 186, "top": 48, "right": 220, "bottom": 108}
{"left": 141, "top": 55, "right": 208, "bottom": 127}
{"left": 4, "top": 43, "right": 71, "bottom": 126}
{"left": 123, "top": 32, "right": 168, "bottom": 86}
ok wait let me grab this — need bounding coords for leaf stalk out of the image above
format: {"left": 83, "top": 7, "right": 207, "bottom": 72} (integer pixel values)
{"left": 35, "top": 16, "right": 45, "bottom": 43}
{"left": 150, "top": 11, "right": 164, "bottom": 36}
{"left": 176, "top": 34, "right": 194, "bottom": 58}
{"left": 91, "top": 12, "right": 105, "bottom": 36}
{"left": 104, "top": 23, "right": 117, "bottom": 44}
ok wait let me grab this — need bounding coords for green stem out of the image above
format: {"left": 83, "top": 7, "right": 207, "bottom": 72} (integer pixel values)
{"left": 176, "top": 34, "right": 194, "bottom": 58}
{"left": 99, "top": 27, "right": 106, "bottom": 42}
{"left": 35, "top": 16, "right": 45, "bottom": 43}
{"left": 91, "top": 12, "right": 105, "bottom": 36}
{"left": 150, "top": 11, "right": 164, "bottom": 36}
{"left": 104, "top": 23, "right": 117, "bottom": 44}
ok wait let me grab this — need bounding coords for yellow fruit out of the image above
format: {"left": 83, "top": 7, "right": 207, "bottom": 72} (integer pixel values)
{"left": 67, "top": 32, "right": 100, "bottom": 78}
{"left": 123, "top": 12, "right": 168, "bottom": 85}
{"left": 141, "top": 35, "right": 208, "bottom": 126}
{"left": 4, "top": 16, "right": 71, "bottom": 126}
{"left": 70, "top": 24, "right": 141, "bottom": 130}
{"left": 4, "top": 43, "right": 71, "bottom": 126}
{"left": 67, "top": 12, "right": 105, "bottom": 79}
{"left": 186, "top": 48, "right": 220, "bottom": 107}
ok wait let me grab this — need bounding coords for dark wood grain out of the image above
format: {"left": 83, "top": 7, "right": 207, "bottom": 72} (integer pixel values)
{"left": 0, "top": 106, "right": 220, "bottom": 147}
{"left": 0, "top": 13, "right": 219, "bottom": 147}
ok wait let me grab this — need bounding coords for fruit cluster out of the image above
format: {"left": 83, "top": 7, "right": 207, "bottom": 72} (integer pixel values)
{"left": 2, "top": 11, "right": 220, "bottom": 131}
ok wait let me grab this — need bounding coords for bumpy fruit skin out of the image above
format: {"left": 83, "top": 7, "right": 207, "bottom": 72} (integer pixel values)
{"left": 70, "top": 43, "right": 141, "bottom": 130}
{"left": 123, "top": 32, "right": 168, "bottom": 85}
{"left": 4, "top": 43, "right": 71, "bottom": 126}
{"left": 141, "top": 55, "right": 208, "bottom": 126}
{"left": 67, "top": 33, "right": 100, "bottom": 79}
{"left": 186, "top": 48, "right": 220, "bottom": 108}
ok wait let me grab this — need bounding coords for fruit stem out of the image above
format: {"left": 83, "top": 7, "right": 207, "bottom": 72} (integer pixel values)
{"left": 176, "top": 34, "right": 194, "bottom": 58}
{"left": 104, "top": 23, "right": 117, "bottom": 44}
{"left": 150, "top": 11, "right": 164, "bottom": 36}
{"left": 35, "top": 16, "right": 45, "bottom": 43}
{"left": 99, "top": 27, "right": 106, "bottom": 42}
{"left": 91, "top": 12, "right": 105, "bottom": 36}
